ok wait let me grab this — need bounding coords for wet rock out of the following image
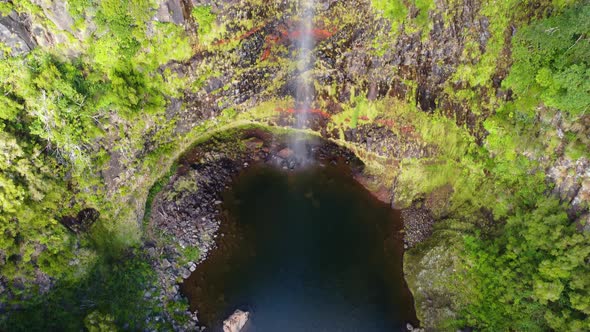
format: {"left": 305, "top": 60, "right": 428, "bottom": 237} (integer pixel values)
{"left": 238, "top": 32, "right": 265, "bottom": 67}
{"left": 401, "top": 208, "right": 435, "bottom": 249}
{"left": 180, "top": 268, "right": 191, "bottom": 279}
{"left": 277, "top": 147, "right": 294, "bottom": 159}
{"left": 405, "top": 236, "right": 463, "bottom": 330}
{"left": 223, "top": 309, "right": 249, "bottom": 332}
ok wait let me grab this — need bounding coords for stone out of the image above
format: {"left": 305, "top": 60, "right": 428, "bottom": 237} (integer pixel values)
{"left": 401, "top": 208, "right": 435, "bottom": 249}
{"left": 161, "top": 259, "right": 172, "bottom": 269}
{"left": 223, "top": 309, "right": 249, "bottom": 332}
{"left": 180, "top": 268, "right": 191, "bottom": 279}
{"left": 155, "top": 0, "right": 185, "bottom": 25}
{"left": 0, "top": 12, "right": 36, "bottom": 56}
{"left": 277, "top": 148, "right": 294, "bottom": 159}
{"left": 31, "top": 0, "right": 74, "bottom": 33}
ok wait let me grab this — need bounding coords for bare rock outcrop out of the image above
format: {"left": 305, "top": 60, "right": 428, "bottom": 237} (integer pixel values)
{"left": 0, "top": 12, "right": 37, "bottom": 56}
{"left": 223, "top": 309, "right": 249, "bottom": 332}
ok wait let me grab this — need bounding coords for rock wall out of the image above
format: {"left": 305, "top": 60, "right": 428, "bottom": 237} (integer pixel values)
{"left": 0, "top": 12, "right": 37, "bottom": 56}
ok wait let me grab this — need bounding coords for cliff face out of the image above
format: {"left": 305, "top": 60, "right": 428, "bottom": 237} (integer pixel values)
{"left": 1, "top": 0, "right": 588, "bottom": 330}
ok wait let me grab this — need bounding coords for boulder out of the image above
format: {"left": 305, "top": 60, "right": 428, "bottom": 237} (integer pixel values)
{"left": 31, "top": 0, "right": 74, "bottom": 33}
{"left": 223, "top": 309, "right": 249, "bottom": 332}
{"left": 277, "top": 148, "right": 294, "bottom": 159}
{"left": 155, "top": 0, "right": 185, "bottom": 25}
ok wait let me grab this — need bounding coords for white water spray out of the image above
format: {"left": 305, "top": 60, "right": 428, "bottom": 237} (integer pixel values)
{"left": 292, "top": 0, "right": 316, "bottom": 164}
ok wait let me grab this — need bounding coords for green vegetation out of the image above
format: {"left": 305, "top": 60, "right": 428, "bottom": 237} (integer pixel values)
{"left": 455, "top": 5, "right": 590, "bottom": 330}
{"left": 505, "top": 2, "right": 589, "bottom": 117}
{"left": 463, "top": 198, "right": 590, "bottom": 331}
{"left": 1, "top": 250, "right": 170, "bottom": 331}
{"left": 1, "top": 0, "right": 589, "bottom": 330}
{"left": 179, "top": 246, "right": 200, "bottom": 266}
{"left": 143, "top": 163, "right": 179, "bottom": 224}
{"left": 369, "top": 1, "right": 589, "bottom": 330}
{"left": 192, "top": 5, "right": 216, "bottom": 38}
{"left": 0, "top": 0, "right": 196, "bottom": 328}
{"left": 372, "top": 0, "right": 435, "bottom": 34}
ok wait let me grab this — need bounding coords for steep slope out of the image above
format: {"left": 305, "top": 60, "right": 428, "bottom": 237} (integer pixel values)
{"left": 0, "top": 0, "right": 588, "bottom": 330}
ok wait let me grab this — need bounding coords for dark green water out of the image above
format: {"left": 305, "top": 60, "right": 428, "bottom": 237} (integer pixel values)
{"left": 181, "top": 165, "right": 418, "bottom": 331}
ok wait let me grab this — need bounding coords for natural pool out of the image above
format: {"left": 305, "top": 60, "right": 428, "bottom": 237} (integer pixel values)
{"left": 181, "top": 164, "right": 418, "bottom": 331}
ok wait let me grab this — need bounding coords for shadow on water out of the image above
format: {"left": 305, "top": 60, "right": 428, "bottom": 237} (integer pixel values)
{"left": 181, "top": 165, "right": 418, "bottom": 331}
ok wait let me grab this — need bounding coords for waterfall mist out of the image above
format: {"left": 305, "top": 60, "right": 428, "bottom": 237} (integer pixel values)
{"left": 291, "top": 0, "right": 316, "bottom": 164}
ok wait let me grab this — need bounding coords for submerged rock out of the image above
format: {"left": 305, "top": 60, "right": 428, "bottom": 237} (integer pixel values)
{"left": 223, "top": 309, "right": 249, "bottom": 332}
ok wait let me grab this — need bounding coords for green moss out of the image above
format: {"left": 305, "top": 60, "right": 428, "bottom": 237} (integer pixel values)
{"left": 331, "top": 96, "right": 379, "bottom": 129}
{"left": 192, "top": 5, "right": 216, "bottom": 38}
{"left": 179, "top": 246, "right": 200, "bottom": 265}
{"left": 143, "top": 163, "right": 179, "bottom": 225}
{"left": 372, "top": 0, "right": 434, "bottom": 36}
{"left": 372, "top": 0, "right": 408, "bottom": 33}
{"left": 404, "top": 219, "right": 475, "bottom": 330}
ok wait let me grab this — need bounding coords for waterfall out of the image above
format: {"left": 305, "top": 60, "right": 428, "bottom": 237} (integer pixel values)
{"left": 292, "top": 0, "right": 315, "bottom": 164}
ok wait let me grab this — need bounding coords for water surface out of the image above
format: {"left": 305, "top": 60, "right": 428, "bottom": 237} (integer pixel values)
{"left": 181, "top": 165, "right": 417, "bottom": 331}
